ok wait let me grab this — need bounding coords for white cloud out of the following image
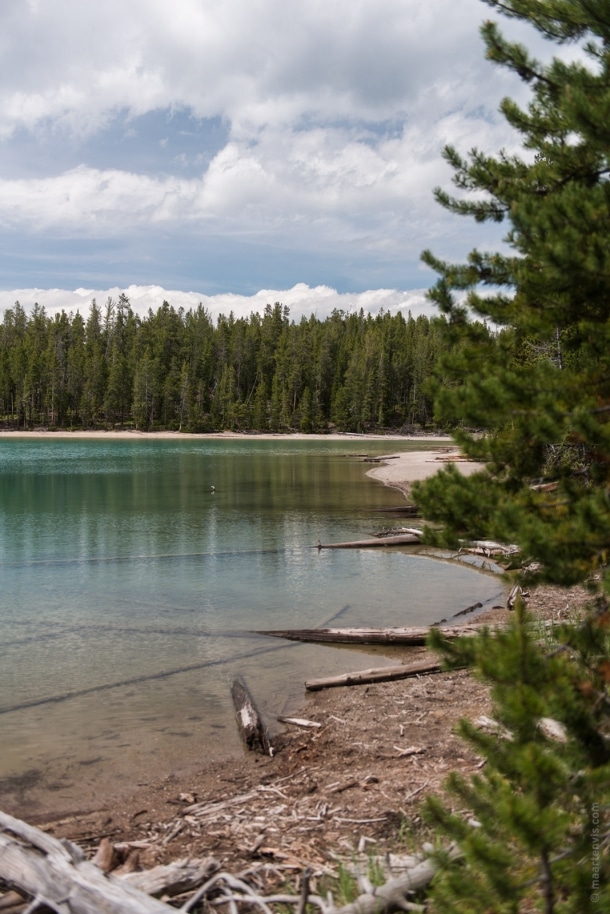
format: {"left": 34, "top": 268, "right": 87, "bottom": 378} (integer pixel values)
{"left": 0, "top": 0, "right": 560, "bottom": 292}
{"left": 0, "top": 1, "right": 495, "bottom": 137}
{"left": 0, "top": 283, "right": 435, "bottom": 323}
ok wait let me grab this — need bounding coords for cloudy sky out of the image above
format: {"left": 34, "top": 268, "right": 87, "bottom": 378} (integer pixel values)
{"left": 0, "top": 0, "right": 541, "bottom": 321}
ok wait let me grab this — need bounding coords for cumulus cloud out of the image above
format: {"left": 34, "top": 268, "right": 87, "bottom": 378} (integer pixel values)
{"left": 0, "top": 283, "right": 435, "bottom": 323}
{"left": 0, "top": 1, "right": 495, "bottom": 136}
{"left": 0, "top": 0, "right": 553, "bottom": 293}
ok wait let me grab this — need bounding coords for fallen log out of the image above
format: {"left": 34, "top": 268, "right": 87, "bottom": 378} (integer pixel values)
{"left": 305, "top": 659, "right": 448, "bottom": 691}
{"left": 317, "top": 533, "right": 420, "bottom": 549}
{"left": 0, "top": 811, "right": 177, "bottom": 913}
{"left": 255, "top": 623, "right": 488, "bottom": 646}
{"left": 324, "top": 843, "right": 461, "bottom": 914}
{"left": 122, "top": 858, "right": 219, "bottom": 898}
{"left": 370, "top": 505, "right": 419, "bottom": 515}
{"left": 463, "top": 540, "right": 520, "bottom": 557}
{"left": 231, "top": 677, "right": 273, "bottom": 756}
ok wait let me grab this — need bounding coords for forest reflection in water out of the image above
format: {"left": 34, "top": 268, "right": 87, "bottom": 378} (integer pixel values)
{"left": 0, "top": 437, "right": 503, "bottom": 813}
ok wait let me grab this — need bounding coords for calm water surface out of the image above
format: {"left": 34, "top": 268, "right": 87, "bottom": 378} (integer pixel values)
{"left": 0, "top": 437, "right": 503, "bottom": 814}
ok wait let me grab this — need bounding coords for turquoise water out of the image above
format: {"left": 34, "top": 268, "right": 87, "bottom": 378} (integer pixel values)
{"left": 0, "top": 437, "right": 503, "bottom": 814}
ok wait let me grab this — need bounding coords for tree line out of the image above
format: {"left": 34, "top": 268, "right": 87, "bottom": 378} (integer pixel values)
{"left": 0, "top": 296, "right": 476, "bottom": 433}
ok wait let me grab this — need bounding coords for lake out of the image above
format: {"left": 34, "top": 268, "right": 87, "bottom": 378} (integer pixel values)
{"left": 0, "top": 436, "right": 504, "bottom": 815}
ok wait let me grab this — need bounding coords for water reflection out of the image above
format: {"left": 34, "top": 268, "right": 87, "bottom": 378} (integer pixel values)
{"left": 0, "top": 438, "right": 504, "bottom": 813}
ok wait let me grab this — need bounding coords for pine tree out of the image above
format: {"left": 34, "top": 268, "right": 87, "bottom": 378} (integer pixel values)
{"left": 411, "top": 2, "right": 610, "bottom": 910}
{"left": 425, "top": 603, "right": 610, "bottom": 913}
{"left": 417, "top": 0, "right": 610, "bottom": 588}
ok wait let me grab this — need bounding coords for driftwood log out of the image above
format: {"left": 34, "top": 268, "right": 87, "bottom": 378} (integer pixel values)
{"left": 0, "top": 812, "right": 460, "bottom": 914}
{"left": 317, "top": 533, "right": 420, "bottom": 549}
{"left": 325, "top": 844, "right": 461, "bottom": 914}
{"left": 0, "top": 811, "right": 186, "bottom": 913}
{"left": 231, "top": 677, "right": 273, "bottom": 755}
{"left": 305, "top": 658, "right": 448, "bottom": 691}
{"left": 256, "top": 623, "right": 488, "bottom": 647}
{"left": 463, "top": 540, "right": 520, "bottom": 558}
{"left": 370, "top": 505, "right": 419, "bottom": 515}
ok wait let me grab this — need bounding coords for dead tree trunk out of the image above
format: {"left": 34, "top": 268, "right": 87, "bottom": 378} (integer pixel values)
{"left": 231, "top": 677, "right": 273, "bottom": 755}
{"left": 0, "top": 811, "right": 176, "bottom": 913}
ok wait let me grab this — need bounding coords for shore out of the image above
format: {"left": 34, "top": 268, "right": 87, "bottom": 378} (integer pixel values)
{"left": 365, "top": 446, "right": 481, "bottom": 493}
{"left": 2, "top": 433, "right": 593, "bottom": 892}
{"left": 0, "top": 429, "right": 453, "bottom": 441}
{"left": 1, "top": 438, "right": 484, "bottom": 820}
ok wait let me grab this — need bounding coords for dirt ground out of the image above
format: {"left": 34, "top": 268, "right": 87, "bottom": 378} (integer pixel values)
{"left": 20, "top": 582, "right": 591, "bottom": 891}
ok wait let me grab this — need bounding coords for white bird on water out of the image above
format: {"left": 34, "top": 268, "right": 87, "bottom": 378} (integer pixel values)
{"left": 210, "top": 485, "right": 215, "bottom": 493}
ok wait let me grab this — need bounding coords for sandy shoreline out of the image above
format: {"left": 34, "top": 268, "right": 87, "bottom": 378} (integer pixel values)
{"left": 0, "top": 429, "right": 452, "bottom": 441}
{"left": 366, "top": 448, "right": 481, "bottom": 492}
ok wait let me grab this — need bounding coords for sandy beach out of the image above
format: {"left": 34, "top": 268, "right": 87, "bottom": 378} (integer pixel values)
{"left": 0, "top": 429, "right": 448, "bottom": 441}
{"left": 366, "top": 447, "right": 481, "bottom": 492}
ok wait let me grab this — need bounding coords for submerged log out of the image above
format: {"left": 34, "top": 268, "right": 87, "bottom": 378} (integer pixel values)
{"left": 255, "top": 623, "right": 487, "bottom": 646}
{"left": 317, "top": 533, "right": 421, "bottom": 549}
{"left": 305, "top": 659, "right": 447, "bottom": 691}
{"left": 231, "top": 677, "right": 273, "bottom": 756}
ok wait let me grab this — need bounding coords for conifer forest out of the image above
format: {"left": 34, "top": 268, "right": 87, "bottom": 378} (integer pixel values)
{"left": 0, "top": 297, "right": 470, "bottom": 434}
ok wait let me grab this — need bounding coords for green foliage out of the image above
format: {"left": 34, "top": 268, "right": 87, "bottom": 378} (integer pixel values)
{"left": 426, "top": 604, "right": 610, "bottom": 913}
{"left": 414, "top": 0, "right": 610, "bottom": 592}
{"left": 0, "top": 299, "right": 461, "bottom": 434}
{"left": 412, "top": 1, "right": 610, "bottom": 909}
{"left": 320, "top": 856, "right": 388, "bottom": 909}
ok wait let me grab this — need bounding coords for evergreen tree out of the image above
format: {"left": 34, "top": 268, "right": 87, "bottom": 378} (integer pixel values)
{"left": 417, "top": 0, "right": 610, "bottom": 587}
{"left": 412, "top": 2, "right": 610, "bottom": 910}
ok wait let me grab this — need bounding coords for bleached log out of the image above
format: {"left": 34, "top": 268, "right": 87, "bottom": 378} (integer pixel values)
{"left": 121, "top": 858, "right": 219, "bottom": 898}
{"left": 507, "top": 583, "right": 529, "bottom": 610}
{"left": 317, "top": 533, "right": 421, "bottom": 549}
{"left": 305, "top": 659, "right": 447, "bottom": 691}
{"left": 475, "top": 715, "right": 567, "bottom": 743}
{"left": 324, "top": 844, "right": 461, "bottom": 914}
{"left": 0, "top": 811, "right": 176, "bottom": 914}
{"left": 537, "top": 717, "right": 568, "bottom": 743}
{"left": 181, "top": 790, "right": 260, "bottom": 817}
{"left": 463, "top": 540, "right": 520, "bottom": 557}
{"left": 256, "top": 624, "right": 488, "bottom": 647}
{"left": 371, "top": 505, "right": 420, "bottom": 515}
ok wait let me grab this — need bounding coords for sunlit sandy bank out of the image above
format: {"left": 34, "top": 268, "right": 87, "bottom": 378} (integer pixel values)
{"left": 0, "top": 429, "right": 453, "bottom": 441}
{"left": 366, "top": 448, "right": 482, "bottom": 493}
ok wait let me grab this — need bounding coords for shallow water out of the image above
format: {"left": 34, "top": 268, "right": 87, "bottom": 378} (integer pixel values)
{"left": 0, "top": 438, "right": 504, "bottom": 814}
